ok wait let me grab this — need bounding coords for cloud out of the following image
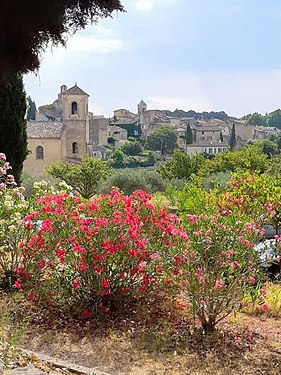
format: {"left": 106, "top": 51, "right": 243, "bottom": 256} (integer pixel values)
{"left": 135, "top": 0, "right": 181, "bottom": 12}
{"left": 135, "top": 0, "right": 153, "bottom": 11}
{"left": 148, "top": 95, "right": 212, "bottom": 112}
{"left": 143, "top": 70, "right": 281, "bottom": 117}
{"left": 66, "top": 34, "right": 123, "bottom": 53}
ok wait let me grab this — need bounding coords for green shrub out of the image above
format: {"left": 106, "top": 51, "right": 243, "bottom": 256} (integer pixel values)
{"left": 99, "top": 170, "right": 167, "bottom": 195}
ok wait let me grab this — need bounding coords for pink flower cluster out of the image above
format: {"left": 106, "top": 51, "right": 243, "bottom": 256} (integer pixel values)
{"left": 0, "top": 152, "right": 17, "bottom": 188}
{"left": 18, "top": 189, "right": 189, "bottom": 315}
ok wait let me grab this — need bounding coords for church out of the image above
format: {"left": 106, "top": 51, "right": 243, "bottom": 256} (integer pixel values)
{"left": 24, "top": 84, "right": 109, "bottom": 177}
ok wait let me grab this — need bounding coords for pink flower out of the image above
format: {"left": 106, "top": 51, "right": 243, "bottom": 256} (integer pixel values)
{"left": 150, "top": 253, "right": 161, "bottom": 260}
{"left": 78, "top": 264, "right": 87, "bottom": 272}
{"left": 231, "top": 261, "right": 240, "bottom": 268}
{"left": 72, "top": 279, "right": 81, "bottom": 289}
{"left": 14, "top": 278, "right": 22, "bottom": 289}
{"left": 28, "top": 291, "right": 35, "bottom": 301}
{"left": 38, "top": 259, "right": 46, "bottom": 270}
{"left": 195, "top": 268, "right": 204, "bottom": 281}
{"left": 102, "top": 277, "right": 109, "bottom": 288}
{"left": 226, "top": 250, "right": 234, "bottom": 259}
{"left": 81, "top": 309, "right": 92, "bottom": 319}
{"left": 138, "top": 261, "right": 147, "bottom": 271}
{"left": 187, "top": 214, "right": 197, "bottom": 223}
{"left": 121, "top": 287, "right": 130, "bottom": 294}
{"left": 215, "top": 279, "right": 225, "bottom": 289}
{"left": 261, "top": 304, "right": 268, "bottom": 312}
{"left": 247, "top": 276, "right": 256, "bottom": 285}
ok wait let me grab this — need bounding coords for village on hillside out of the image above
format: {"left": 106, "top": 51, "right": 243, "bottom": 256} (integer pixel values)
{"left": 24, "top": 83, "right": 281, "bottom": 176}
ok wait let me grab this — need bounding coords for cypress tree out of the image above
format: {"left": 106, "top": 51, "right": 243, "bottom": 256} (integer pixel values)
{"left": 0, "top": 74, "right": 28, "bottom": 184}
{"left": 26, "top": 96, "right": 37, "bottom": 120}
{"left": 229, "top": 123, "right": 237, "bottom": 151}
{"left": 186, "top": 123, "right": 193, "bottom": 146}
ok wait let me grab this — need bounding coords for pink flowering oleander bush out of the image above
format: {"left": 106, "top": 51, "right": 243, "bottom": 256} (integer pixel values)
{"left": 171, "top": 211, "right": 263, "bottom": 332}
{"left": 0, "top": 153, "right": 30, "bottom": 288}
{"left": 15, "top": 186, "right": 265, "bottom": 328}
{"left": 18, "top": 190, "right": 188, "bottom": 316}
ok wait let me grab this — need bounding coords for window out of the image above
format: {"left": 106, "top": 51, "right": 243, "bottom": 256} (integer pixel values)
{"left": 36, "top": 146, "right": 44, "bottom": 160}
{"left": 71, "top": 102, "right": 78, "bottom": 115}
{"left": 200, "top": 136, "right": 205, "bottom": 141}
{"left": 209, "top": 148, "right": 213, "bottom": 154}
{"left": 134, "top": 130, "right": 139, "bottom": 136}
{"left": 202, "top": 131, "right": 204, "bottom": 135}
{"left": 218, "top": 148, "right": 222, "bottom": 153}
{"left": 72, "top": 142, "right": 78, "bottom": 154}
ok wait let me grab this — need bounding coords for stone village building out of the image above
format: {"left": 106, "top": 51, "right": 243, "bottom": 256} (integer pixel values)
{"left": 24, "top": 84, "right": 109, "bottom": 177}
{"left": 25, "top": 84, "right": 281, "bottom": 177}
{"left": 113, "top": 100, "right": 281, "bottom": 155}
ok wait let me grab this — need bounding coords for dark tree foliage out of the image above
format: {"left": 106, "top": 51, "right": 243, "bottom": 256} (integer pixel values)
{"left": 0, "top": 1, "right": 124, "bottom": 83}
{"left": 229, "top": 123, "right": 237, "bottom": 151}
{"left": 0, "top": 74, "right": 28, "bottom": 183}
{"left": 26, "top": 96, "right": 37, "bottom": 121}
{"left": 120, "top": 140, "right": 143, "bottom": 156}
{"left": 242, "top": 112, "right": 267, "bottom": 126}
{"left": 165, "top": 109, "right": 230, "bottom": 121}
{"left": 268, "top": 109, "right": 281, "bottom": 129}
{"left": 145, "top": 126, "right": 178, "bottom": 155}
{"left": 185, "top": 124, "right": 193, "bottom": 145}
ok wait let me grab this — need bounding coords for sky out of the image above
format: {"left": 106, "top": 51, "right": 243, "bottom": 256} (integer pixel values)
{"left": 23, "top": 0, "right": 281, "bottom": 118}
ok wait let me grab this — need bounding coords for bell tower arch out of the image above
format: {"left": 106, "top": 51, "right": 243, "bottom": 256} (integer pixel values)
{"left": 61, "top": 83, "right": 90, "bottom": 159}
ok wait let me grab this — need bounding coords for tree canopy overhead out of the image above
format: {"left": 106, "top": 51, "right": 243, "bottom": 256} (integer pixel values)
{"left": 0, "top": 0, "right": 124, "bottom": 83}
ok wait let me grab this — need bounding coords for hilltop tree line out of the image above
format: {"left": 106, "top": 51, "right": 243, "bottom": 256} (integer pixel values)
{"left": 164, "top": 109, "right": 229, "bottom": 121}
{"left": 242, "top": 109, "right": 281, "bottom": 128}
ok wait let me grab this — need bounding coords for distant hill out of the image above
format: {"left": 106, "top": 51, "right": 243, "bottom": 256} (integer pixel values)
{"left": 162, "top": 109, "right": 233, "bottom": 121}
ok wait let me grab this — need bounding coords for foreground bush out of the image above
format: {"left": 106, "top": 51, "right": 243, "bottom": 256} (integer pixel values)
{"left": 17, "top": 189, "right": 263, "bottom": 331}
{"left": 0, "top": 153, "right": 30, "bottom": 288}
{"left": 18, "top": 190, "right": 188, "bottom": 315}
{"left": 173, "top": 212, "right": 263, "bottom": 332}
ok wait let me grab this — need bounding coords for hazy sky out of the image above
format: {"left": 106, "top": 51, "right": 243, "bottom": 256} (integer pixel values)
{"left": 23, "top": 0, "right": 281, "bottom": 118}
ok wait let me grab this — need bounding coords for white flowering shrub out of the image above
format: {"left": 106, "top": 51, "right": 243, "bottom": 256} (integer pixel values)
{"left": 33, "top": 179, "right": 73, "bottom": 198}
{"left": 0, "top": 153, "right": 30, "bottom": 288}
